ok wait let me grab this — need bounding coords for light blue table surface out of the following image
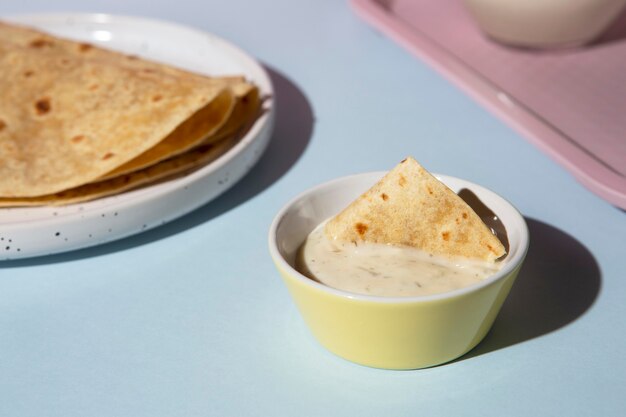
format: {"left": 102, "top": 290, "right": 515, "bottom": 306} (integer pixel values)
{"left": 1, "top": 1, "right": 625, "bottom": 416}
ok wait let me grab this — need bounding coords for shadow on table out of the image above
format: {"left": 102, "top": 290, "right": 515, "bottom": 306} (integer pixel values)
{"left": 459, "top": 217, "right": 601, "bottom": 361}
{"left": 0, "top": 65, "right": 314, "bottom": 268}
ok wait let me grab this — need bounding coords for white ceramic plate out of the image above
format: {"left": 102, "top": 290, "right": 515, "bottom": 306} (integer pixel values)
{"left": 0, "top": 13, "right": 274, "bottom": 260}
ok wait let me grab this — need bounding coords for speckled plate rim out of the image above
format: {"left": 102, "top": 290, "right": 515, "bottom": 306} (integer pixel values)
{"left": 0, "top": 13, "right": 274, "bottom": 260}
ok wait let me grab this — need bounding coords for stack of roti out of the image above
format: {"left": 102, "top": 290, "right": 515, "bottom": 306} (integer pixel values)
{"left": 0, "top": 21, "right": 261, "bottom": 206}
{"left": 325, "top": 157, "right": 506, "bottom": 262}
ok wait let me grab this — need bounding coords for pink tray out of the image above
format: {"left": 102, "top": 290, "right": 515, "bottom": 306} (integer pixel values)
{"left": 351, "top": 0, "right": 626, "bottom": 209}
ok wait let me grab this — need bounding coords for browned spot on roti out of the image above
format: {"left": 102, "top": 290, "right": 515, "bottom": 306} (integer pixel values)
{"left": 398, "top": 174, "right": 407, "bottom": 187}
{"left": 102, "top": 152, "right": 115, "bottom": 160}
{"left": 442, "top": 231, "right": 450, "bottom": 241}
{"left": 35, "top": 98, "right": 51, "bottom": 115}
{"left": 0, "top": 119, "right": 6, "bottom": 131}
{"left": 152, "top": 94, "right": 163, "bottom": 102}
{"left": 355, "top": 222, "right": 368, "bottom": 236}
{"left": 462, "top": 212, "right": 468, "bottom": 219}
{"left": 71, "top": 135, "right": 85, "bottom": 143}
{"left": 78, "top": 43, "right": 92, "bottom": 52}
{"left": 381, "top": 193, "right": 389, "bottom": 201}
{"left": 29, "top": 38, "right": 54, "bottom": 48}
{"left": 23, "top": 70, "right": 34, "bottom": 77}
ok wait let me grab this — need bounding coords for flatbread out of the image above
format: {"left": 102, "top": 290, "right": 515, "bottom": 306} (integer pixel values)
{"left": 98, "top": 83, "right": 260, "bottom": 181}
{"left": 207, "top": 85, "right": 261, "bottom": 143}
{"left": 0, "top": 136, "right": 239, "bottom": 207}
{"left": 96, "top": 87, "right": 236, "bottom": 180}
{"left": 324, "top": 157, "right": 506, "bottom": 262}
{"left": 0, "top": 21, "right": 253, "bottom": 95}
{"left": 0, "top": 22, "right": 247, "bottom": 198}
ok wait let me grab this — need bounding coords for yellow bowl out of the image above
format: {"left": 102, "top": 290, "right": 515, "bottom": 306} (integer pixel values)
{"left": 268, "top": 172, "right": 529, "bottom": 369}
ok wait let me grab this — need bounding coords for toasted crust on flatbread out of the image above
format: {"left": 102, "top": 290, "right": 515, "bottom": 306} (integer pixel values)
{"left": 325, "top": 157, "right": 506, "bottom": 261}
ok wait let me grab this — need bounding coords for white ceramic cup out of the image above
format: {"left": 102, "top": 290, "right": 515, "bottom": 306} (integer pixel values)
{"left": 464, "top": 0, "right": 626, "bottom": 48}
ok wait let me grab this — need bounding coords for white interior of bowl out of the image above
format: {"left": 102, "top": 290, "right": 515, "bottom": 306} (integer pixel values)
{"left": 269, "top": 172, "right": 529, "bottom": 302}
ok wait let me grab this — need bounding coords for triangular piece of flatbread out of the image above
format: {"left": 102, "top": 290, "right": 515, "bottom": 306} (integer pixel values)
{"left": 324, "top": 157, "right": 506, "bottom": 262}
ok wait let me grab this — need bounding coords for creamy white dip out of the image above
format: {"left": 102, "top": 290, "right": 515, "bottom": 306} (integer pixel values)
{"left": 296, "top": 221, "right": 501, "bottom": 297}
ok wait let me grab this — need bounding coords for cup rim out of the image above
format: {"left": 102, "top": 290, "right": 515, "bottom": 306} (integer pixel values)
{"left": 268, "top": 171, "right": 529, "bottom": 304}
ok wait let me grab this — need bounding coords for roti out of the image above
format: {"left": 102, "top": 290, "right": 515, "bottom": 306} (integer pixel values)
{"left": 324, "top": 157, "right": 506, "bottom": 262}
{"left": 0, "top": 22, "right": 252, "bottom": 93}
{"left": 0, "top": 21, "right": 253, "bottom": 198}
{"left": 98, "top": 83, "right": 260, "bottom": 180}
{"left": 0, "top": 136, "right": 239, "bottom": 207}
{"left": 95, "top": 87, "right": 236, "bottom": 180}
